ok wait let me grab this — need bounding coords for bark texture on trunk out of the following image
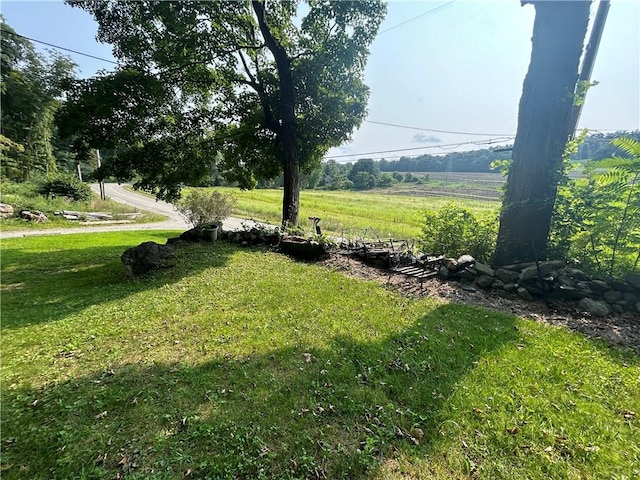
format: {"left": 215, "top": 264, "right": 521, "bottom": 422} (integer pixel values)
{"left": 493, "top": 1, "right": 591, "bottom": 266}
{"left": 252, "top": 0, "right": 300, "bottom": 227}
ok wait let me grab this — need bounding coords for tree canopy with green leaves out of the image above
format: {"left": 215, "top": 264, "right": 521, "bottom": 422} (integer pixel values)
{"left": 1, "top": 16, "right": 77, "bottom": 181}
{"left": 60, "top": 0, "right": 386, "bottom": 225}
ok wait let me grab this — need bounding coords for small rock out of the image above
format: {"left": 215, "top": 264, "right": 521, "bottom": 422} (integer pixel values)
{"left": 458, "top": 268, "right": 477, "bottom": 281}
{"left": 444, "top": 258, "right": 458, "bottom": 271}
{"left": 500, "top": 262, "right": 535, "bottom": 272}
{"left": 525, "top": 284, "right": 544, "bottom": 296}
{"left": 438, "top": 266, "right": 451, "bottom": 280}
{"left": 611, "top": 304, "right": 625, "bottom": 314}
{"left": 589, "top": 280, "right": 611, "bottom": 294}
{"left": 556, "top": 285, "right": 587, "bottom": 300}
{"left": 623, "top": 292, "right": 638, "bottom": 304}
{"left": 459, "top": 281, "right": 477, "bottom": 292}
{"left": 575, "top": 281, "right": 593, "bottom": 296}
{"left": 603, "top": 290, "right": 623, "bottom": 303}
{"left": 559, "top": 268, "right": 589, "bottom": 281}
{"left": 519, "top": 260, "right": 565, "bottom": 282}
{"left": 578, "top": 298, "right": 611, "bottom": 317}
{"left": 497, "top": 289, "right": 515, "bottom": 299}
{"left": 503, "top": 282, "right": 517, "bottom": 292}
{"left": 0, "top": 203, "right": 14, "bottom": 218}
{"left": 496, "top": 268, "right": 520, "bottom": 284}
{"left": 557, "top": 275, "right": 574, "bottom": 287}
{"left": 517, "top": 287, "right": 534, "bottom": 301}
{"left": 476, "top": 275, "right": 494, "bottom": 288}
{"left": 519, "top": 266, "right": 539, "bottom": 282}
{"left": 474, "top": 262, "right": 495, "bottom": 277}
{"left": 606, "top": 279, "right": 633, "bottom": 293}
{"left": 457, "top": 254, "right": 475, "bottom": 266}
{"left": 491, "top": 279, "right": 505, "bottom": 289}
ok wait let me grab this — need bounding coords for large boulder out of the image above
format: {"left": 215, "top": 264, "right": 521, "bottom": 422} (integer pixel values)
{"left": 20, "top": 210, "right": 47, "bottom": 223}
{"left": 578, "top": 298, "right": 611, "bottom": 317}
{"left": 121, "top": 241, "right": 176, "bottom": 277}
{"left": 0, "top": 203, "right": 14, "bottom": 218}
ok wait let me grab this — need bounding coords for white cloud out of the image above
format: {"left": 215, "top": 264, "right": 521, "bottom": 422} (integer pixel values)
{"left": 413, "top": 133, "right": 441, "bottom": 144}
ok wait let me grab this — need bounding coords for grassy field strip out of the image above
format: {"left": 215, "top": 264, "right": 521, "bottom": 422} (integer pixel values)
{"left": 193, "top": 187, "right": 499, "bottom": 239}
{"left": 1, "top": 232, "right": 638, "bottom": 479}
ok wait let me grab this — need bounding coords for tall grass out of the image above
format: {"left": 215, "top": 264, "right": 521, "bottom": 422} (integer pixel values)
{"left": 191, "top": 187, "right": 499, "bottom": 239}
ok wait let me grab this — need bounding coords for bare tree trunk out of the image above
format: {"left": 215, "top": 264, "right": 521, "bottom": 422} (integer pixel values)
{"left": 493, "top": 1, "right": 591, "bottom": 266}
{"left": 252, "top": 0, "right": 300, "bottom": 227}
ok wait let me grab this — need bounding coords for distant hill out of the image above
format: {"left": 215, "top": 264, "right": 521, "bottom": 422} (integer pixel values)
{"left": 572, "top": 130, "right": 640, "bottom": 161}
{"left": 375, "top": 130, "right": 640, "bottom": 173}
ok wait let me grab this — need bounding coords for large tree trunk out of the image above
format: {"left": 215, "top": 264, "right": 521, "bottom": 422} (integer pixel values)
{"left": 493, "top": 1, "right": 591, "bottom": 266}
{"left": 252, "top": 0, "right": 300, "bottom": 227}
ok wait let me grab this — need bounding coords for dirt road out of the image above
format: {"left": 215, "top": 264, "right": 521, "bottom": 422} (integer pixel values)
{"left": 0, "top": 183, "right": 262, "bottom": 239}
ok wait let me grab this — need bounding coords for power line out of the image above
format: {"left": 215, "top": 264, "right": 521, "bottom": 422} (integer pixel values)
{"left": 1, "top": 29, "right": 633, "bottom": 147}
{"left": 1, "top": 2, "right": 458, "bottom": 67}
{"left": 378, "top": 1, "right": 457, "bottom": 35}
{"left": 0, "top": 28, "right": 118, "bottom": 65}
{"left": 325, "top": 128, "right": 637, "bottom": 162}
{"left": 365, "top": 120, "right": 513, "bottom": 137}
{"left": 324, "top": 137, "right": 515, "bottom": 160}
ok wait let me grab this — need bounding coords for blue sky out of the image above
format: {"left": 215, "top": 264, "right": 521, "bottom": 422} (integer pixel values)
{"left": 2, "top": 0, "right": 638, "bottom": 162}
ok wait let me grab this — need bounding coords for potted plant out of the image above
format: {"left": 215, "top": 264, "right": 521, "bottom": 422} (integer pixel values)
{"left": 202, "top": 223, "right": 219, "bottom": 242}
{"left": 176, "top": 190, "right": 237, "bottom": 241}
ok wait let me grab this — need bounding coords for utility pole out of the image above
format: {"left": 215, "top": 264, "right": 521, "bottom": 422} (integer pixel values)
{"left": 569, "top": 0, "right": 610, "bottom": 136}
{"left": 96, "top": 149, "right": 106, "bottom": 200}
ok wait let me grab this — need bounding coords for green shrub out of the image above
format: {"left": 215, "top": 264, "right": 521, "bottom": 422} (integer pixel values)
{"left": 418, "top": 203, "right": 497, "bottom": 263}
{"left": 550, "top": 137, "right": 640, "bottom": 276}
{"left": 404, "top": 172, "right": 416, "bottom": 182}
{"left": 0, "top": 179, "right": 39, "bottom": 198}
{"left": 177, "top": 189, "right": 237, "bottom": 227}
{"left": 1, "top": 178, "right": 80, "bottom": 213}
{"left": 37, "top": 174, "right": 92, "bottom": 202}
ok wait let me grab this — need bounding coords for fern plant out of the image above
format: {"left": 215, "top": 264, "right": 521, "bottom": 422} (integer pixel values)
{"left": 551, "top": 137, "right": 640, "bottom": 276}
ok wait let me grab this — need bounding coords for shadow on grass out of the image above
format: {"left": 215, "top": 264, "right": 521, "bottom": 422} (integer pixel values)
{"left": 1, "top": 303, "right": 520, "bottom": 479}
{"left": 0, "top": 231, "right": 233, "bottom": 330}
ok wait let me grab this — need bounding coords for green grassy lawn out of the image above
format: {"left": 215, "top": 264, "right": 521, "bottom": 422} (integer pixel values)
{"left": 1, "top": 232, "right": 638, "bottom": 479}
{"left": 190, "top": 187, "right": 499, "bottom": 239}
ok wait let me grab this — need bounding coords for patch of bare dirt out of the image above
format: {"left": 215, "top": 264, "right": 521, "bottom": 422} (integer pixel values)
{"left": 318, "top": 253, "right": 640, "bottom": 354}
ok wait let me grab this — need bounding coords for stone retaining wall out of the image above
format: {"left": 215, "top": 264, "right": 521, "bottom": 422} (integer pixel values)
{"left": 439, "top": 255, "right": 640, "bottom": 317}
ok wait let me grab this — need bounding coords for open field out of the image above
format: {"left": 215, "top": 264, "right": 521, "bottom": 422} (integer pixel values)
{"left": 385, "top": 172, "right": 505, "bottom": 200}
{"left": 202, "top": 187, "right": 499, "bottom": 239}
{"left": 381, "top": 171, "right": 586, "bottom": 201}
{"left": 1, "top": 232, "right": 638, "bottom": 479}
